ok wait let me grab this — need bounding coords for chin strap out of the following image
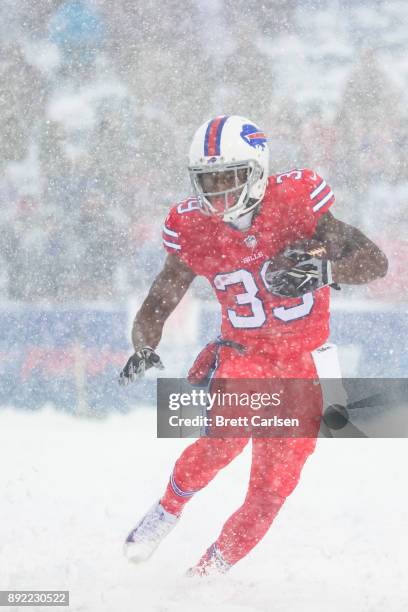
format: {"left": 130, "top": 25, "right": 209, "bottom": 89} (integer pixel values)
{"left": 228, "top": 209, "right": 255, "bottom": 230}
{"left": 226, "top": 198, "right": 261, "bottom": 228}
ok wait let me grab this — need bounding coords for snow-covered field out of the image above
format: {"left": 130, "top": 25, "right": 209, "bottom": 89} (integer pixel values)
{"left": 1, "top": 407, "right": 407, "bottom": 612}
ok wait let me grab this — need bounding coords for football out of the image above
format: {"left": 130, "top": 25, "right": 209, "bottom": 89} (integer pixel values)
{"left": 287, "top": 237, "right": 346, "bottom": 262}
{"left": 264, "top": 239, "right": 329, "bottom": 275}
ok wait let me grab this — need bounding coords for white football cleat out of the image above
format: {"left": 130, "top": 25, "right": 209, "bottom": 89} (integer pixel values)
{"left": 187, "top": 543, "right": 232, "bottom": 577}
{"left": 124, "top": 502, "right": 179, "bottom": 563}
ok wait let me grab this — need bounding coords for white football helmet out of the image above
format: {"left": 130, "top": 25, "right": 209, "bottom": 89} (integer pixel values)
{"left": 188, "top": 115, "right": 269, "bottom": 223}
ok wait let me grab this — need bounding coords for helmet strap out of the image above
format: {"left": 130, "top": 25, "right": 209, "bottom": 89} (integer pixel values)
{"left": 228, "top": 209, "right": 255, "bottom": 230}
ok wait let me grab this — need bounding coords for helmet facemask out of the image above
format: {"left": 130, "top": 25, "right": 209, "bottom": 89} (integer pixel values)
{"left": 189, "top": 159, "right": 263, "bottom": 223}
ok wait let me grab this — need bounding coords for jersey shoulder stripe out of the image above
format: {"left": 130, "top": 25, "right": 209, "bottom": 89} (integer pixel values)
{"left": 163, "top": 225, "right": 179, "bottom": 238}
{"left": 303, "top": 169, "right": 335, "bottom": 214}
{"left": 312, "top": 189, "right": 335, "bottom": 212}
{"left": 310, "top": 179, "right": 327, "bottom": 199}
{"left": 162, "top": 197, "right": 203, "bottom": 255}
{"left": 162, "top": 223, "right": 181, "bottom": 251}
{"left": 162, "top": 238, "right": 181, "bottom": 250}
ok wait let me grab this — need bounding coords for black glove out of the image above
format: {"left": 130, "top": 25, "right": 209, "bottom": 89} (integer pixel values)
{"left": 119, "top": 347, "right": 164, "bottom": 385}
{"left": 262, "top": 245, "right": 338, "bottom": 298}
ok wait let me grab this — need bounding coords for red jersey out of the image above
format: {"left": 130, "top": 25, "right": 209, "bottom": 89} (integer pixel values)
{"left": 162, "top": 168, "right": 335, "bottom": 353}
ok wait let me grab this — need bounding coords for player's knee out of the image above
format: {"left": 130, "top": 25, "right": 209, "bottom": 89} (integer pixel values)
{"left": 246, "top": 487, "right": 285, "bottom": 520}
{"left": 271, "top": 470, "right": 306, "bottom": 498}
{"left": 272, "top": 441, "right": 316, "bottom": 497}
{"left": 249, "top": 470, "right": 302, "bottom": 502}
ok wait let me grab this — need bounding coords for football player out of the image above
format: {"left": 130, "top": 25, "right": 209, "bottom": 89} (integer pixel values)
{"left": 120, "top": 115, "right": 388, "bottom": 575}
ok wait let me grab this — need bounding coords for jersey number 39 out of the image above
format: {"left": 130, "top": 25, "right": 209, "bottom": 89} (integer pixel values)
{"left": 213, "top": 269, "right": 314, "bottom": 328}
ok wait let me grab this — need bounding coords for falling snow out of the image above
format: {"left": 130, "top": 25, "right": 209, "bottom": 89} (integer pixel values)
{"left": 0, "top": 2, "right": 407, "bottom": 610}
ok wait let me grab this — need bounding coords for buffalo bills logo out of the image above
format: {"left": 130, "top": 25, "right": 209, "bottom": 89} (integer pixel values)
{"left": 240, "top": 124, "right": 267, "bottom": 150}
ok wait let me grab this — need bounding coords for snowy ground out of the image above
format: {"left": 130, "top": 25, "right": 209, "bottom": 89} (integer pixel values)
{"left": 1, "top": 407, "right": 407, "bottom": 612}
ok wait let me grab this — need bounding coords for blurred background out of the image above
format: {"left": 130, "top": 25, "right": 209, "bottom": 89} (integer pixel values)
{"left": 0, "top": 0, "right": 407, "bottom": 413}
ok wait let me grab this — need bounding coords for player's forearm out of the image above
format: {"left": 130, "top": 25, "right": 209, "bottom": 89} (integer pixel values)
{"left": 331, "top": 242, "right": 388, "bottom": 284}
{"left": 132, "top": 318, "right": 162, "bottom": 351}
{"left": 131, "top": 299, "right": 173, "bottom": 350}
{"left": 131, "top": 283, "right": 189, "bottom": 350}
{"left": 131, "top": 255, "right": 195, "bottom": 351}
{"left": 315, "top": 211, "right": 388, "bottom": 284}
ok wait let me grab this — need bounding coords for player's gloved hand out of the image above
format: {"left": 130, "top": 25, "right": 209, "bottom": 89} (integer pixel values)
{"left": 119, "top": 347, "right": 164, "bottom": 385}
{"left": 262, "top": 241, "right": 339, "bottom": 298}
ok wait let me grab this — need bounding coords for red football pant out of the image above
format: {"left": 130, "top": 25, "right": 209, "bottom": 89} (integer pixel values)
{"left": 161, "top": 344, "right": 321, "bottom": 566}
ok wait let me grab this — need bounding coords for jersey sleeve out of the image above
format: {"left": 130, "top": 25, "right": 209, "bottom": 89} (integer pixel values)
{"left": 162, "top": 206, "right": 183, "bottom": 256}
{"left": 161, "top": 199, "right": 205, "bottom": 273}
{"left": 301, "top": 168, "right": 335, "bottom": 219}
